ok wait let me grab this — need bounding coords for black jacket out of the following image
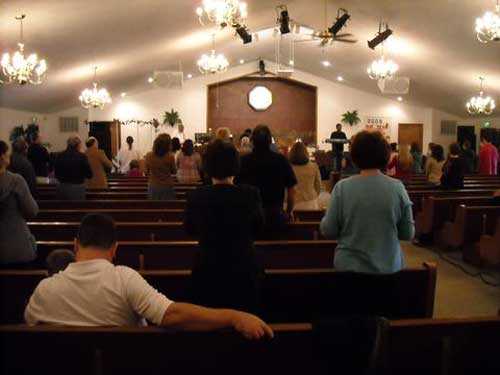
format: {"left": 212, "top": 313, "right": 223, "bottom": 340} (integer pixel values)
{"left": 8, "top": 152, "right": 37, "bottom": 197}
{"left": 28, "top": 143, "right": 50, "bottom": 177}
{"left": 54, "top": 149, "right": 93, "bottom": 184}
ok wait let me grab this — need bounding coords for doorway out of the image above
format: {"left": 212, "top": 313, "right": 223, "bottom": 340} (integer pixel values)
{"left": 398, "top": 123, "right": 423, "bottom": 150}
{"left": 457, "top": 126, "right": 476, "bottom": 152}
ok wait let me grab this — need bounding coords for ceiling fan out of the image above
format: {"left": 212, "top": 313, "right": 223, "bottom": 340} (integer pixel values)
{"left": 296, "top": 0, "right": 357, "bottom": 47}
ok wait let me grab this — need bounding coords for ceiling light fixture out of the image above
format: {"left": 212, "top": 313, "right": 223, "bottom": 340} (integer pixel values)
{"left": 187, "top": 73, "right": 193, "bottom": 79}
{"left": 289, "top": 60, "right": 295, "bottom": 66}
{"left": 197, "top": 34, "right": 229, "bottom": 74}
{"left": 397, "top": 96, "right": 403, "bottom": 102}
{"left": 322, "top": 60, "right": 331, "bottom": 67}
{"left": 235, "top": 24, "right": 252, "bottom": 44}
{"left": 475, "top": 0, "right": 500, "bottom": 43}
{"left": 1, "top": 14, "right": 47, "bottom": 85}
{"left": 79, "top": 66, "right": 112, "bottom": 110}
{"left": 121, "top": 92, "right": 127, "bottom": 98}
{"left": 196, "top": 0, "right": 247, "bottom": 28}
{"left": 276, "top": 5, "right": 291, "bottom": 34}
{"left": 367, "top": 55, "right": 399, "bottom": 80}
{"left": 239, "top": 59, "right": 245, "bottom": 64}
{"left": 368, "top": 22, "right": 393, "bottom": 50}
{"left": 148, "top": 77, "right": 154, "bottom": 83}
{"left": 466, "top": 77, "right": 496, "bottom": 115}
{"left": 329, "top": 8, "right": 351, "bottom": 36}
{"left": 337, "top": 76, "right": 344, "bottom": 81}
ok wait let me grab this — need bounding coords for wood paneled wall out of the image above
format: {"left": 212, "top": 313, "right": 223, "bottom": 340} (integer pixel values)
{"left": 207, "top": 76, "right": 317, "bottom": 145}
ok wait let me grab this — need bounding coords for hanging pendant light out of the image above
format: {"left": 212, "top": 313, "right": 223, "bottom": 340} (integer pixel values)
{"left": 79, "top": 66, "right": 112, "bottom": 109}
{"left": 197, "top": 34, "right": 229, "bottom": 74}
{"left": 1, "top": 14, "right": 47, "bottom": 85}
{"left": 475, "top": 0, "right": 500, "bottom": 43}
{"left": 466, "top": 77, "right": 496, "bottom": 115}
{"left": 196, "top": 0, "right": 248, "bottom": 28}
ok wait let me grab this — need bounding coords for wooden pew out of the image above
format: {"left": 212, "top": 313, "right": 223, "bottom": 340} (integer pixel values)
{"left": 38, "top": 200, "right": 187, "bottom": 210}
{"left": 36, "top": 240, "right": 337, "bottom": 270}
{"left": 476, "top": 218, "right": 500, "bottom": 266}
{"left": 2, "top": 316, "right": 499, "bottom": 375}
{"left": 408, "top": 189, "right": 497, "bottom": 212}
{"left": 415, "top": 196, "right": 495, "bottom": 238}
{"left": 0, "top": 263, "right": 436, "bottom": 324}
{"left": 28, "top": 222, "right": 323, "bottom": 241}
{"left": 33, "top": 209, "right": 325, "bottom": 223}
{"left": 437, "top": 205, "right": 500, "bottom": 262}
{"left": 37, "top": 191, "right": 187, "bottom": 200}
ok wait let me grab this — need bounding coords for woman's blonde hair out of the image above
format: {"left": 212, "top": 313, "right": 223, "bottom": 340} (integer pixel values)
{"left": 215, "top": 127, "right": 231, "bottom": 141}
{"left": 398, "top": 144, "right": 413, "bottom": 171}
{"left": 289, "top": 141, "right": 309, "bottom": 165}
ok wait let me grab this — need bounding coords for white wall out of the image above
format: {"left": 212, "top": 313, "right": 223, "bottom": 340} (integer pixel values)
{"left": 0, "top": 106, "right": 89, "bottom": 151}
{"left": 90, "top": 61, "right": 436, "bottom": 155}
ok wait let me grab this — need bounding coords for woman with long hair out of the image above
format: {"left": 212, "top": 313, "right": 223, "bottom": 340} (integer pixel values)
{"left": 176, "top": 139, "right": 202, "bottom": 183}
{"left": 425, "top": 144, "right": 445, "bottom": 184}
{"left": 288, "top": 141, "right": 321, "bottom": 210}
{"left": 145, "top": 134, "right": 177, "bottom": 200}
{"left": 410, "top": 142, "right": 423, "bottom": 174}
{"left": 396, "top": 144, "right": 414, "bottom": 181}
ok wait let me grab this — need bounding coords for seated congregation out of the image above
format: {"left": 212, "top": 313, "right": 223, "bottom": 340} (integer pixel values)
{"left": 1, "top": 124, "right": 499, "bottom": 374}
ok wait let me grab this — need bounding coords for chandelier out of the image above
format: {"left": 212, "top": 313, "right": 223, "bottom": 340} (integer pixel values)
{"left": 1, "top": 15, "right": 47, "bottom": 85}
{"left": 466, "top": 77, "right": 496, "bottom": 115}
{"left": 196, "top": 0, "right": 248, "bottom": 28}
{"left": 197, "top": 35, "right": 229, "bottom": 74}
{"left": 475, "top": 0, "right": 500, "bottom": 43}
{"left": 367, "top": 55, "right": 399, "bottom": 80}
{"left": 79, "top": 67, "right": 112, "bottom": 109}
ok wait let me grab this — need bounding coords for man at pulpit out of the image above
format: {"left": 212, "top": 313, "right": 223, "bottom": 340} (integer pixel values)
{"left": 330, "top": 123, "right": 347, "bottom": 172}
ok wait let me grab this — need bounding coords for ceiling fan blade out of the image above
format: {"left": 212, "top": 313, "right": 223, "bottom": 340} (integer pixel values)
{"left": 334, "top": 39, "right": 358, "bottom": 43}
{"left": 334, "top": 33, "right": 354, "bottom": 38}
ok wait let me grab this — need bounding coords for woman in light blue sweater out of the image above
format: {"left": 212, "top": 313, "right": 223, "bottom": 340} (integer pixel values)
{"left": 320, "top": 131, "right": 414, "bottom": 274}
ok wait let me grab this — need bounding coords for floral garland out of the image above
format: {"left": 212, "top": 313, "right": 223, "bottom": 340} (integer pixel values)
{"left": 115, "top": 118, "right": 160, "bottom": 129}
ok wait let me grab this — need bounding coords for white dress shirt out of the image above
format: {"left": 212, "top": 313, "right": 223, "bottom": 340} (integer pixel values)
{"left": 25, "top": 259, "right": 173, "bottom": 326}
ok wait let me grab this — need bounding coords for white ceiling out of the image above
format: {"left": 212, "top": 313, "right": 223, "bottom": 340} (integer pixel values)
{"left": 0, "top": 0, "right": 499, "bottom": 115}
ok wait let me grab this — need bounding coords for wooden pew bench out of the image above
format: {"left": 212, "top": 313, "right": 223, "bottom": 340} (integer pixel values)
{"left": 28, "top": 222, "right": 323, "bottom": 241}
{"left": 476, "top": 218, "right": 500, "bottom": 266}
{"left": 0, "top": 263, "right": 436, "bottom": 324}
{"left": 33, "top": 209, "right": 325, "bottom": 223}
{"left": 415, "top": 195, "right": 495, "bottom": 239}
{"left": 437, "top": 205, "right": 500, "bottom": 263}
{"left": 2, "top": 316, "right": 499, "bottom": 375}
{"left": 38, "top": 200, "right": 187, "bottom": 210}
{"left": 36, "top": 240, "right": 337, "bottom": 270}
{"left": 37, "top": 191, "right": 187, "bottom": 200}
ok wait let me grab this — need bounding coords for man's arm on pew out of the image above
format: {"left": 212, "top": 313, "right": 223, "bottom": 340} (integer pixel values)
{"left": 162, "top": 302, "right": 274, "bottom": 340}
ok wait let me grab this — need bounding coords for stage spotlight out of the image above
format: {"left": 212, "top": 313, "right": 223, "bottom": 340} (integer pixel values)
{"left": 235, "top": 24, "right": 252, "bottom": 44}
{"left": 276, "top": 5, "right": 290, "bottom": 34}
{"left": 329, "top": 8, "right": 350, "bottom": 36}
{"left": 368, "top": 23, "right": 393, "bottom": 49}
{"left": 259, "top": 59, "right": 266, "bottom": 75}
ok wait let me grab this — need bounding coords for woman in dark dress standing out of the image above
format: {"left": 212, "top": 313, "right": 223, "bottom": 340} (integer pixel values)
{"left": 184, "top": 139, "right": 264, "bottom": 313}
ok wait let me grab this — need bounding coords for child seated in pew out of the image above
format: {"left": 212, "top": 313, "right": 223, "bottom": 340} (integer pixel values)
{"left": 46, "top": 249, "right": 75, "bottom": 276}
{"left": 127, "top": 159, "right": 143, "bottom": 177}
{"left": 25, "top": 214, "right": 273, "bottom": 340}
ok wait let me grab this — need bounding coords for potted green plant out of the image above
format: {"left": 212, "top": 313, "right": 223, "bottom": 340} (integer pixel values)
{"left": 163, "top": 109, "right": 182, "bottom": 127}
{"left": 341, "top": 110, "right": 361, "bottom": 126}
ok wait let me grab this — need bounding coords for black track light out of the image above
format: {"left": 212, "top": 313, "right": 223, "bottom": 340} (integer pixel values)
{"left": 329, "top": 9, "right": 350, "bottom": 36}
{"left": 259, "top": 60, "right": 266, "bottom": 75}
{"left": 368, "top": 23, "right": 393, "bottom": 49}
{"left": 276, "top": 5, "right": 290, "bottom": 34}
{"left": 235, "top": 24, "right": 252, "bottom": 44}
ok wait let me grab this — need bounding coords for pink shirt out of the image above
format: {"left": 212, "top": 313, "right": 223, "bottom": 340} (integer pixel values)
{"left": 479, "top": 143, "right": 498, "bottom": 175}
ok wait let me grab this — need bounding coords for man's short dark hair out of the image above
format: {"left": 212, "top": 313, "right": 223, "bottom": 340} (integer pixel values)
{"left": 251, "top": 125, "right": 272, "bottom": 152}
{"left": 351, "top": 131, "right": 390, "bottom": 170}
{"left": 480, "top": 128, "right": 493, "bottom": 143}
{"left": 77, "top": 214, "right": 117, "bottom": 250}
{"left": 12, "top": 138, "right": 28, "bottom": 154}
{"left": 204, "top": 139, "right": 240, "bottom": 179}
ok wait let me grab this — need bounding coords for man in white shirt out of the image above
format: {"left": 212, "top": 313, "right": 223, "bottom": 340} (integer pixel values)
{"left": 25, "top": 214, "right": 273, "bottom": 340}
{"left": 116, "top": 136, "right": 142, "bottom": 174}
